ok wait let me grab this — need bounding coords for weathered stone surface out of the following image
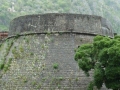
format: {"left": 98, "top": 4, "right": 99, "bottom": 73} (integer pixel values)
{"left": 0, "top": 34, "right": 94, "bottom": 90}
{"left": 0, "top": 14, "right": 114, "bottom": 90}
{"left": 9, "top": 13, "right": 114, "bottom": 37}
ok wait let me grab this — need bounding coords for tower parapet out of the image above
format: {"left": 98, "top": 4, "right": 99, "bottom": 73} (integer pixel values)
{"left": 9, "top": 13, "right": 114, "bottom": 37}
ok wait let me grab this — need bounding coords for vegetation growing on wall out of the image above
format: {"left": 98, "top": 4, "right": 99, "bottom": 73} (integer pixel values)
{"left": 53, "top": 63, "right": 59, "bottom": 69}
{"left": 75, "top": 35, "right": 120, "bottom": 90}
{"left": 0, "top": 32, "right": 83, "bottom": 89}
{"left": 0, "top": 38, "right": 14, "bottom": 72}
{"left": 0, "top": 34, "right": 58, "bottom": 89}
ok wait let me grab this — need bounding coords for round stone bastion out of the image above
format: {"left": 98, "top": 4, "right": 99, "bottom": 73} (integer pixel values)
{"left": 9, "top": 13, "right": 114, "bottom": 37}
{"left": 0, "top": 13, "right": 114, "bottom": 90}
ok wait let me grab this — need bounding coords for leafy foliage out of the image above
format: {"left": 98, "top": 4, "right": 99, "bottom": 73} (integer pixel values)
{"left": 75, "top": 35, "right": 120, "bottom": 90}
{"left": 0, "top": 0, "right": 120, "bottom": 33}
{"left": 53, "top": 63, "right": 59, "bottom": 69}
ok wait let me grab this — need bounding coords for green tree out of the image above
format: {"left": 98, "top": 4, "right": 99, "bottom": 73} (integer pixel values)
{"left": 74, "top": 35, "right": 120, "bottom": 90}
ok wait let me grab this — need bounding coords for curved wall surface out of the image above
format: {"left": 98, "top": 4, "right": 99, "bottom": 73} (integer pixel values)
{"left": 0, "top": 14, "right": 114, "bottom": 90}
{"left": 9, "top": 13, "right": 114, "bottom": 37}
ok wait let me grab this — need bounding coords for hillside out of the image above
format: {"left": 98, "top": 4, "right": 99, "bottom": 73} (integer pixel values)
{"left": 0, "top": 0, "right": 120, "bottom": 33}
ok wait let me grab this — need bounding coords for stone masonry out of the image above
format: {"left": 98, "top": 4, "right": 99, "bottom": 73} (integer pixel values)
{"left": 9, "top": 13, "right": 114, "bottom": 37}
{"left": 0, "top": 13, "right": 114, "bottom": 90}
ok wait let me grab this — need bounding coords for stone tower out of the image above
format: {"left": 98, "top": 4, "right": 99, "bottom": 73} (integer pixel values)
{"left": 0, "top": 13, "right": 114, "bottom": 90}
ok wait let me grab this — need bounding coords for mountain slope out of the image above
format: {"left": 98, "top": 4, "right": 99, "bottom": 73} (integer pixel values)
{"left": 0, "top": 0, "right": 120, "bottom": 33}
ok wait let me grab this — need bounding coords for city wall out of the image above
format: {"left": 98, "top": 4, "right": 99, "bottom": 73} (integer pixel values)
{"left": 0, "top": 14, "right": 114, "bottom": 90}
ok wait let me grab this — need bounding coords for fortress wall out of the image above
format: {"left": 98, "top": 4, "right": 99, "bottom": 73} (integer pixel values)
{"left": 0, "top": 33, "right": 108, "bottom": 90}
{"left": 0, "top": 14, "right": 113, "bottom": 90}
{"left": 9, "top": 13, "right": 114, "bottom": 37}
{"left": 0, "top": 33, "right": 96, "bottom": 90}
